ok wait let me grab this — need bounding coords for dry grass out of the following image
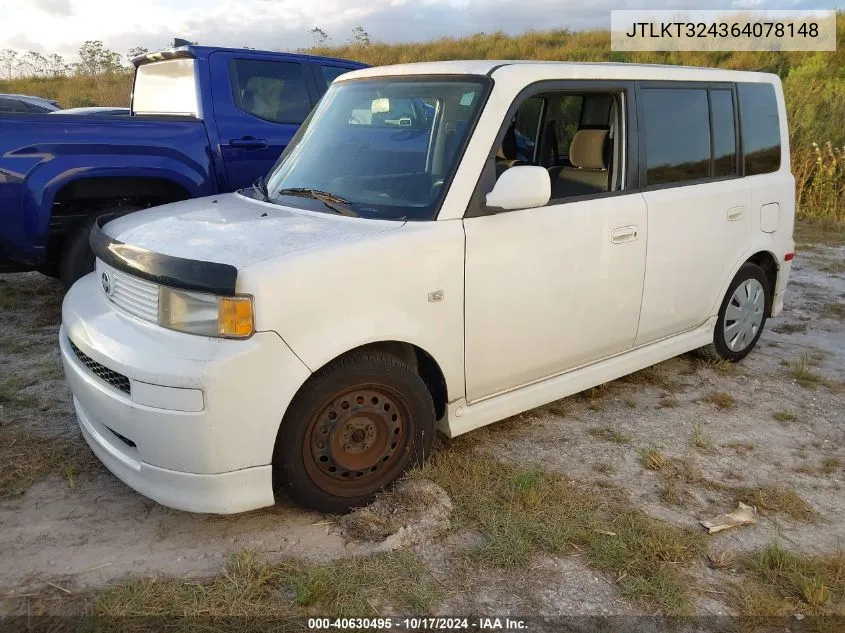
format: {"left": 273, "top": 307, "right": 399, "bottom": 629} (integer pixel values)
{"left": 659, "top": 394, "right": 679, "bottom": 409}
{"left": 587, "top": 426, "right": 631, "bottom": 444}
{"left": 707, "top": 547, "right": 737, "bottom": 571}
{"left": 704, "top": 392, "right": 737, "bottom": 410}
{"left": 788, "top": 354, "right": 826, "bottom": 388}
{"left": 734, "top": 544, "right": 845, "bottom": 618}
{"left": 773, "top": 410, "right": 797, "bottom": 424}
{"left": 691, "top": 423, "right": 713, "bottom": 453}
{"left": 423, "top": 440, "right": 705, "bottom": 614}
{"left": 772, "top": 321, "right": 809, "bottom": 334}
{"left": 0, "top": 428, "right": 95, "bottom": 497}
{"left": 794, "top": 218, "right": 845, "bottom": 247}
{"left": 13, "top": 549, "right": 442, "bottom": 619}
{"left": 821, "top": 458, "right": 841, "bottom": 476}
{"left": 637, "top": 446, "right": 668, "bottom": 472}
{"left": 821, "top": 303, "right": 845, "bottom": 320}
{"left": 736, "top": 486, "right": 815, "bottom": 523}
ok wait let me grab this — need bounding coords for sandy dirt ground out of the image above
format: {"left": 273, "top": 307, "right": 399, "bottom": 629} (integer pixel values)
{"left": 1, "top": 236, "right": 843, "bottom": 615}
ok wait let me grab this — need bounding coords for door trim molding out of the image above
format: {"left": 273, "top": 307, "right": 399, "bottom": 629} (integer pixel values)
{"left": 439, "top": 316, "right": 716, "bottom": 438}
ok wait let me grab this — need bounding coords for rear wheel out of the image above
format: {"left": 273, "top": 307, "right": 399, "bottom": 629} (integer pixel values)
{"left": 274, "top": 351, "right": 435, "bottom": 513}
{"left": 700, "top": 263, "right": 770, "bottom": 362}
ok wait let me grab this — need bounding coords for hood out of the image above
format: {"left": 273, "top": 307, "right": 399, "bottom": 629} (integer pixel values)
{"left": 102, "top": 192, "right": 404, "bottom": 270}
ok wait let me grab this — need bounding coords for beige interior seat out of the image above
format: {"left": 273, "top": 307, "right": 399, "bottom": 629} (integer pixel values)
{"left": 549, "top": 129, "right": 610, "bottom": 198}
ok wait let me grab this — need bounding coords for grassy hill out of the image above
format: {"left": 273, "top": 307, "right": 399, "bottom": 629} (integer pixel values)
{"left": 2, "top": 19, "right": 843, "bottom": 222}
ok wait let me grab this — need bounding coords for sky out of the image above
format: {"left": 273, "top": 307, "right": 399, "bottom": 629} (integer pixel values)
{"left": 0, "top": 0, "right": 839, "bottom": 61}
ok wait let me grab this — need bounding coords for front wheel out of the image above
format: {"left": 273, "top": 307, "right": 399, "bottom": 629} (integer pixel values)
{"left": 273, "top": 351, "right": 436, "bottom": 513}
{"left": 700, "top": 262, "right": 771, "bottom": 362}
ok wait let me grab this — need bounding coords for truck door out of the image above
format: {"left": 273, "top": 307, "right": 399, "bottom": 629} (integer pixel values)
{"left": 208, "top": 52, "right": 320, "bottom": 191}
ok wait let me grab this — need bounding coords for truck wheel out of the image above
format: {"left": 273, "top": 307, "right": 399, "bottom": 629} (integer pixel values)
{"left": 698, "top": 263, "right": 770, "bottom": 363}
{"left": 59, "top": 207, "right": 138, "bottom": 289}
{"left": 274, "top": 351, "right": 436, "bottom": 514}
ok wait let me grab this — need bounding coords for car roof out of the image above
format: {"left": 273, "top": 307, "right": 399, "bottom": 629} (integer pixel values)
{"left": 133, "top": 45, "right": 369, "bottom": 69}
{"left": 0, "top": 93, "right": 58, "bottom": 104}
{"left": 336, "top": 60, "right": 779, "bottom": 84}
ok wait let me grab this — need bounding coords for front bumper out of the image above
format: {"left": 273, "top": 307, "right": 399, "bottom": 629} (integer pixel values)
{"left": 61, "top": 273, "right": 312, "bottom": 513}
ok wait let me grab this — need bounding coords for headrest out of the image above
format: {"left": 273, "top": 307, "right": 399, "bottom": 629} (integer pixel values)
{"left": 496, "top": 126, "right": 518, "bottom": 161}
{"left": 569, "top": 129, "right": 609, "bottom": 170}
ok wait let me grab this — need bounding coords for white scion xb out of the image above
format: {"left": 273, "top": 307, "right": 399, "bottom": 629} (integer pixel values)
{"left": 61, "top": 61, "right": 794, "bottom": 514}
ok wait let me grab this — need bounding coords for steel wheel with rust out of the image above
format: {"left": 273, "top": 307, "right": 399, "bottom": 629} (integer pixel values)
{"left": 274, "top": 351, "right": 436, "bottom": 513}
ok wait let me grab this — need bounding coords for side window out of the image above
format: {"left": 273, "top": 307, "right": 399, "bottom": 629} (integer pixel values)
{"left": 320, "top": 65, "right": 352, "bottom": 86}
{"left": 492, "top": 88, "right": 623, "bottom": 205}
{"left": 0, "top": 97, "right": 28, "bottom": 113}
{"left": 511, "top": 96, "right": 544, "bottom": 162}
{"left": 738, "top": 83, "right": 781, "bottom": 175}
{"left": 641, "top": 88, "right": 710, "bottom": 186}
{"left": 556, "top": 95, "right": 583, "bottom": 159}
{"left": 711, "top": 90, "right": 737, "bottom": 177}
{"left": 229, "top": 59, "right": 311, "bottom": 124}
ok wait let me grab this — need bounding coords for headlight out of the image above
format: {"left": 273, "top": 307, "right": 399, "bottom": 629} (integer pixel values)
{"left": 158, "top": 287, "right": 254, "bottom": 338}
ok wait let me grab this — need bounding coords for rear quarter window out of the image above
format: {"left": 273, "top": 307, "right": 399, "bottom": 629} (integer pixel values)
{"left": 133, "top": 58, "right": 199, "bottom": 116}
{"left": 738, "top": 83, "right": 781, "bottom": 175}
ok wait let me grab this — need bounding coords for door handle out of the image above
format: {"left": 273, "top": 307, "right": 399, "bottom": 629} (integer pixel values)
{"left": 727, "top": 206, "right": 745, "bottom": 221}
{"left": 611, "top": 225, "right": 639, "bottom": 244}
{"left": 228, "top": 137, "right": 268, "bottom": 150}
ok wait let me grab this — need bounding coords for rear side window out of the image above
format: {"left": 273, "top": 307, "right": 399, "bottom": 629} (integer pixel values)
{"left": 641, "top": 88, "right": 711, "bottom": 186}
{"left": 320, "top": 65, "right": 352, "bottom": 85}
{"left": 133, "top": 59, "right": 199, "bottom": 116}
{"left": 230, "top": 59, "right": 311, "bottom": 124}
{"left": 711, "top": 90, "right": 737, "bottom": 177}
{"left": 738, "top": 83, "right": 781, "bottom": 175}
{"left": 0, "top": 97, "right": 28, "bottom": 113}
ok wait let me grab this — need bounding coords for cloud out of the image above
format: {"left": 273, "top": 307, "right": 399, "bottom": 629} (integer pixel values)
{"left": 3, "top": 0, "right": 841, "bottom": 61}
{"left": 32, "top": 0, "right": 74, "bottom": 16}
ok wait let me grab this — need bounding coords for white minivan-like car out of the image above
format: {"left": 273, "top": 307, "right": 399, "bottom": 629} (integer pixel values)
{"left": 61, "top": 61, "right": 794, "bottom": 514}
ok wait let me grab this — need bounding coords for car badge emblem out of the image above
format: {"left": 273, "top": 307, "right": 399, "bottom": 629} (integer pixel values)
{"left": 101, "top": 271, "right": 112, "bottom": 295}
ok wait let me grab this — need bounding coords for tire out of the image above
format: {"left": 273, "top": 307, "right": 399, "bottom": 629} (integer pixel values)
{"left": 699, "top": 263, "right": 770, "bottom": 363}
{"left": 59, "top": 206, "right": 139, "bottom": 289}
{"left": 274, "top": 351, "right": 436, "bottom": 514}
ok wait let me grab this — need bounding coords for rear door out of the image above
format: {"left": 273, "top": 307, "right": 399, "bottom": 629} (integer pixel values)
{"left": 634, "top": 82, "right": 750, "bottom": 345}
{"left": 209, "top": 52, "right": 320, "bottom": 191}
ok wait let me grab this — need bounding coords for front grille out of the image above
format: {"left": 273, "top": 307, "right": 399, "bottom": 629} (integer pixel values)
{"left": 96, "top": 259, "right": 159, "bottom": 324}
{"left": 69, "top": 340, "right": 131, "bottom": 395}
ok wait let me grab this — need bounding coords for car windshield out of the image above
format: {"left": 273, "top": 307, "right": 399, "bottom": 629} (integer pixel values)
{"left": 265, "top": 77, "right": 489, "bottom": 220}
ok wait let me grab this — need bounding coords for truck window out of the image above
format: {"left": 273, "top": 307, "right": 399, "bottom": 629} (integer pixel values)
{"left": 133, "top": 58, "right": 199, "bottom": 117}
{"left": 320, "top": 65, "right": 353, "bottom": 85}
{"left": 738, "top": 83, "right": 781, "bottom": 175}
{"left": 0, "top": 97, "right": 29, "bottom": 113}
{"left": 229, "top": 59, "right": 311, "bottom": 124}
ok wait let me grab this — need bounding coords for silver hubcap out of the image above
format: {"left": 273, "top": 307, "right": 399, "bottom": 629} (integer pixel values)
{"left": 723, "top": 278, "right": 765, "bottom": 352}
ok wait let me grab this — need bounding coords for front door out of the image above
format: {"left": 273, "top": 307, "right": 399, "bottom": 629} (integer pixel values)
{"left": 463, "top": 83, "right": 647, "bottom": 402}
{"left": 209, "top": 52, "right": 319, "bottom": 191}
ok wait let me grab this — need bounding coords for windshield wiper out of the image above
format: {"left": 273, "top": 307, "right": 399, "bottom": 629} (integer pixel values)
{"left": 252, "top": 175, "right": 270, "bottom": 202}
{"left": 277, "top": 188, "right": 359, "bottom": 217}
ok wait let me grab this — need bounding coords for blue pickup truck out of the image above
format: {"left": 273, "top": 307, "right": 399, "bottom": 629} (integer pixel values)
{"left": 0, "top": 45, "right": 366, "bottom": 286}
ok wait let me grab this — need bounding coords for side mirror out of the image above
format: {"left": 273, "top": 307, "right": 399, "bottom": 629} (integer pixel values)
{"left": 485, "top": 165, "right": 551, "bottom": 211}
